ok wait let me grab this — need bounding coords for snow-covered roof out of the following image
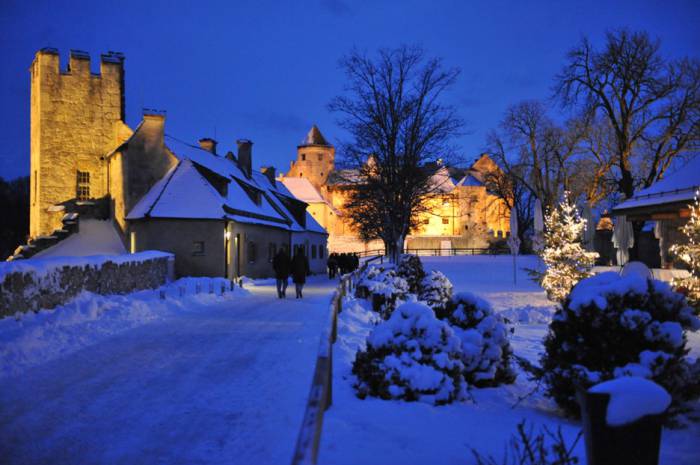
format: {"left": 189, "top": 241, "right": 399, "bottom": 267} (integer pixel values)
{"left": 128, "top": 160, "right": 224, "bottom": 220}
{"left": 613, "top": 157, "right": 700, "bottom": 213}
{"left": 456, "top": 173, "right": 483, "bottom": 187}
{"left": 34, "top": 219, "right": 127, "bottom": 258}
{"left": 280, "top": 177, "right": 326, "bottom": 203}
{"left": 127, "top": 134, "right": 327, "bottom": 235}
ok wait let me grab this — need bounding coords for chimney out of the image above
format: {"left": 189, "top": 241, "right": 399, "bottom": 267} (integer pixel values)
{"left": 198, "top": 138, "right": 217, "bottom": 154}
{"left": 261, "top": 166, "right": 276, "bottom": 186}
{"left": 237, "top": 139, "right": 253, "bottom": 178}
{"left": 141, "top": 110, "right": 166, "bottom": 147}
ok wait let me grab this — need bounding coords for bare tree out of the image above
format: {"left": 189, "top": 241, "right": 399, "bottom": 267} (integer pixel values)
{"left": 329, "top": 46, "right": 462, "bottom": 262}
{"left": 556, "top": 29, "right": 700, "bottom": 200}
{"left": 486, "top": 100, "right": 584, "bottom": 213}
{"left": 482, "top": 166, "right": 534, "bottom": 249}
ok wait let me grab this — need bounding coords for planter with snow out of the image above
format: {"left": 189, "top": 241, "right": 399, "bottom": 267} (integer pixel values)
{"left": 578, "top": 377, "right": 670, "bottom": 465}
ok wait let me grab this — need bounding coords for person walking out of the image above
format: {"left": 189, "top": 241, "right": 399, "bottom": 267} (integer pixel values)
{"left": 327, "top": 253, "right": 338, "bottom": 279}
{"left": 291, "top": 249, "right": 310, "bottom": 298}
{"left": 272, "top": 249, "right": 291, "bottom": 298}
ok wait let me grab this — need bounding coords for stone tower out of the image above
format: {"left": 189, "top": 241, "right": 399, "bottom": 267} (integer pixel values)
{"left": 286, "top": 125, "right": 335, "bottom": 190}
{"left": 29, "top": 48, "right": 129, "bottom": 238}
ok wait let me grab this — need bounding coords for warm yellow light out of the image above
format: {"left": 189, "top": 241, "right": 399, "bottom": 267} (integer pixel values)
{"left": 224, "top": 230, "right": 231, "bottom": 240}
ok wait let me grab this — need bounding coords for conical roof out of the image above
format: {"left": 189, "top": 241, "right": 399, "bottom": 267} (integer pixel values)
{"left": 300, "top": 125, "right": 331, "bottom": 147}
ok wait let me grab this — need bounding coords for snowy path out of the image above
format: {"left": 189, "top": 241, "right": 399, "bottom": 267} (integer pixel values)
{"left": 0, "top": 276, "right": 337, "bottom": 465}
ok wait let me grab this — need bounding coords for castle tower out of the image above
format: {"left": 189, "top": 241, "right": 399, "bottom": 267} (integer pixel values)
{"left": 286, "top": 125, "right": 335, "bottom": 190}
{"left": 29, "top": 48, "right": 127, "bottom": 238}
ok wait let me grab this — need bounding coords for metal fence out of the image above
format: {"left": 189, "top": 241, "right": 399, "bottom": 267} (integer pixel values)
{"left": 356, "top": 247, "right": 510, "bottom": 258}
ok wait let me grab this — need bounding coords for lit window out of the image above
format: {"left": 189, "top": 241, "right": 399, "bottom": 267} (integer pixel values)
{"left": 442, "top": 218, "right": 449, "bottom": 224}
{"left": 76, "top": 170, "right": 90, "bottom": 200}
{"left": 193, "top": 241, "right": 205, "bottom": 255}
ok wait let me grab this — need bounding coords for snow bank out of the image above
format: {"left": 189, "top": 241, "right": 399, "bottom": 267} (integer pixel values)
{"left": 589, "top": 376, "right": 671, "bottom": 426}
{"left": 0, "top": 277, "right": 246, "bottom": 379}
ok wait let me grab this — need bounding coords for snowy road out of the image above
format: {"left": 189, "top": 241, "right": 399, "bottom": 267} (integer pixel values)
{"left": 0, "top": 276, "right": 337, "bottom": 465}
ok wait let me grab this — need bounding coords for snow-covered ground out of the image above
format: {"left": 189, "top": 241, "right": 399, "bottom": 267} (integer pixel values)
{"left": 34, "top": 219, "right": 126, "bottom": 258}
{"left": 0, "top": 275, "right": 338, "bottom": 465}
{"left": 319, "top": 255, "right": 700, "bottom": 465}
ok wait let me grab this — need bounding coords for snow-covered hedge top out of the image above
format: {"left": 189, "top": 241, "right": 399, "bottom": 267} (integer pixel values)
{"left": 0, "top": 251, "right": 174, "bottom": 285}
{"left": 368, "top": 302, "right": 460, "bottom": 352}
{"left": 568, "top": 272, "right": 700, "bottom": 328}
{"left": 589, "top": 376, "right": 671, "bottom": 426}
{"left": 450, "top": 292, "right": 492, "bottom": 325}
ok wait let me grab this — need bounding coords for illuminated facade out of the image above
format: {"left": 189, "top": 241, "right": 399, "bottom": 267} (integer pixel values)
{"left": 281, "top": 126, "right": 510, "bottom": 253}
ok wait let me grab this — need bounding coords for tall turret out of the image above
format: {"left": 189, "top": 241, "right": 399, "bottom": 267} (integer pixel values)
{"left": 29, "top": 48, "right": 128, "bottom": 238}
{"left": 286, "top": 125, "right": 335, "bottom": 190}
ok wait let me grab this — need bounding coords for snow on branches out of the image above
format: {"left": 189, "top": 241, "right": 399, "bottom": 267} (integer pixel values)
{"left": 537, "top": 192, "right": 598, "bottom": 302}
{"left": 671, "top": 192, "right": 700, "bottom": 309}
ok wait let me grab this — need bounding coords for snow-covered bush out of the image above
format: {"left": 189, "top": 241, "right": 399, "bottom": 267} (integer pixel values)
{"left": 535, "top": 192, "right": 598, "bottom": 302}
{"left": 418, "top": 270, "right": 453, "bottom": 314}
{"left": 442, "top": 292, "right": 515, "bottom": 387}
{"left": 541, "top": 271, "right": 700, "bottom": 417}
{"left": 367, "top": 269, "right": 410, "bottom": 319}
{"left": 396, "top": 254, "right": 425, "bottom": 293}
{"left": 355, "top": 264, "right": 390, "bottom": 298}
{"left": 353, "top": 302, "right": 465, "bottom": 405}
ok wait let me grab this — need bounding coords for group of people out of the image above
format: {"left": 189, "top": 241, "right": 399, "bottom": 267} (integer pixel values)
{"left": 272, "top": 249, "right": 310, "bottom": 299}
{"left": 271, "top": 249, "right": 361, "bottom": 299}
{"left": 326, "top": 252, "right": 360, "bottom": 278}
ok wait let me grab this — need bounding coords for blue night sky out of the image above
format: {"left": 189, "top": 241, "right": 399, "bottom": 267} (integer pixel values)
{"left": 0, "top": 0, "right": 698, "bottom": 180}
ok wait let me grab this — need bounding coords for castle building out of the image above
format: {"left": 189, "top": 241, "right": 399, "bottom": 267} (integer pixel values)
{"left": 23, "top": 48, "right": 327, "bottom": 278}
{"left": 281, "top": 126, "right": 510, "bottom": 254}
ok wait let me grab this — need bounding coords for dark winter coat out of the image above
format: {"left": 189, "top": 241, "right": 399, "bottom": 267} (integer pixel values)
{"left": 291, "top": 253, "right": 310, "bottom": 284}
{"left": 272, "top": 251, "right": 291, "bottom": 279}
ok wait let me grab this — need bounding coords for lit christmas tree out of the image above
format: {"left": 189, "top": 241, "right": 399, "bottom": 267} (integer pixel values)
{"left": 671, "top": 191, "right": 700, "bottom": 309}
{"left": 539, "top": 192, "right": 598, "bottom": 302}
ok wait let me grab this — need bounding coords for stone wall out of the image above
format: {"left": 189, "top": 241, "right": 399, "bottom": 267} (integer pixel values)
{"left": 0, "top": 251, "right": 173, "bottom": 317}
